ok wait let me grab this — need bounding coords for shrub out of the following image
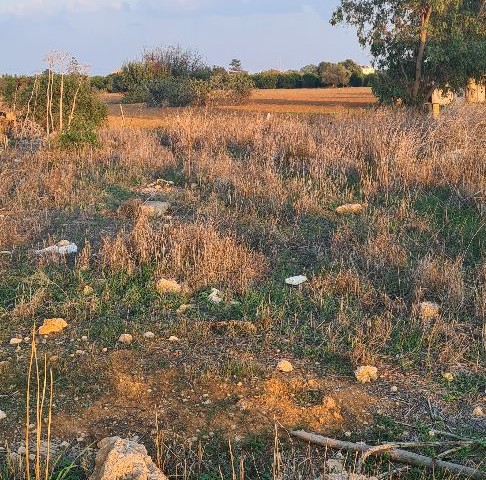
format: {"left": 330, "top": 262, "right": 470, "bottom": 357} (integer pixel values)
{"left": 0, "top": 71, "right": 107, "bottom": 145}
{"left": 147, "top": 77, "right": 198, "bottom": 107}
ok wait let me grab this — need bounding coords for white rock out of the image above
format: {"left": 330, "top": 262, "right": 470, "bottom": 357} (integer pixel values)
{"left": 34, "top": 241, "right": 78, "bottom": 256}
{"left": 90, "top": 436, "right": 168, "bottom": 480}
{"left": 208, "top": 288, "right": 223, "bottom": 304}
{"left": 168, "top": 336, "right": 179, "bottom": 343}
{"left": 118, "top": 334, "right": 133, "bottom": 345}
{"left": 9, "top": 338, "right": 22, "bottom": 346}
{"left": 276, "top": 360, "right": 293, "bottom": 373}
{"left": 285, "top": 275, "right": 308, "bottom": 286}
{"left": 0, "top": 410, "right": 6, "bottom": 421}
{"left": 390, "top": 386, "right": 398, "bottom": 393}
{"left": 81, "top": 336, "right": 88, "bottom": 342}
{"left": 144, "top": 332, "right": 155, "bottom": 339}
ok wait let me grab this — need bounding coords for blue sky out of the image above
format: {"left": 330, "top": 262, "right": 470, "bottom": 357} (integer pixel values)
{"left": 0, "top": 0, "right": 370, "bottom": 75}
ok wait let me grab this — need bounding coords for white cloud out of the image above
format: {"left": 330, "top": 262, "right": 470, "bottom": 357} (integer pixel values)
{"left": 1, "top": 0, "right": 135, "bottom": 15}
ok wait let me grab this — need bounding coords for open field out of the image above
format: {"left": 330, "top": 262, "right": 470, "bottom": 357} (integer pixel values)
{"left": 0, "top": 103, "right": 485, "bottom": 479}
{"left": 103, "top": 87, "right": 377, "bottom": 128}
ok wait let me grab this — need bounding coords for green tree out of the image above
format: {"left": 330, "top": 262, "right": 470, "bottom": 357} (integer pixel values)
{"left": 318, "top": 62, "right": 352, "bottom": 87}
{"left": 331, "top": 0, "right": 486, "bottom": 104}
{"left": 229, "top": 58, "right": 243, "bottom": 73}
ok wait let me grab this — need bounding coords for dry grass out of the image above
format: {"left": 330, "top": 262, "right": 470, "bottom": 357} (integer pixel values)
{"left": 0, "top": 102, "right": 485, "bottom": 479}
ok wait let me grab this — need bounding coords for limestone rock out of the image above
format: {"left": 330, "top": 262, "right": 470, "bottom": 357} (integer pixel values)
{"left": 38, "top": 318, "right": 68, "bottom": 336}
{"left": 276, "top": 360, "right": 293, "bottom": 373}
{"left": 118, "top": 334, "right": 133, "bottom": 345}
{"left": 168, "top": 335, "right": 179, "bottom": 342}
{"left": 90, "top": 437, "right": 168, "bottom": 480}
{"left": 442, "top": 372, "right": 454, "bottom": 382}
{"left": 140, "top": 201, "right": 171, "bottom": 217}
{"left": 143, "top": 332, "right": 155, "bottom": 339}
{"left": 419, "top": 301, "right": 440, "bottom": 320}
{"left": 285, "top": 275, "right": 308, "bottom": 286}
{"left": 0, "top": 410, "right": 6, "bottom": 421}
{"left": 354, "top": 365, "right": 378, "bottom": 383}
{"left": 156, "top": 278, "right": 182, "bottom": 295}
{"left": 472, "top": 406, "right": 484, "bottom": 417}
{"left": 9, "top": 337, "right": 22, "bottom": 345}
{"left": 335, "top": 203, "right": 367, "bottom": 214}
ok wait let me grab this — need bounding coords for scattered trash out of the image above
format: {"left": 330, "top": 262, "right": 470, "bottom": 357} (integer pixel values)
{"left": 354, "top": 365, "right": 378, "bottom": 383}
{"left": 208, "top": 288, "right": 223, "bottom": 304}
{"left": 34, "top": 240, "right": 78, "bottom": 256}
{"left": 38, "top": 318, "right": 68, "bottom": 335}
{"left": 285, "top": 275, "right": 308, "bottom": 286}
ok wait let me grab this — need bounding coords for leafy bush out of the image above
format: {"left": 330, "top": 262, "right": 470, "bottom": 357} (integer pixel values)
{"left": 0, "top": 70, "right": 107, "bottom": 147}
{"left": 147, "top": 77, "right": 198, "bottom": 107}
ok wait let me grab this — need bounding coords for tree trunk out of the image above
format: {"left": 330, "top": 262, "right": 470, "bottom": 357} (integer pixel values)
{"left": 412, "top": 5, "right": 432, "bottom": 102}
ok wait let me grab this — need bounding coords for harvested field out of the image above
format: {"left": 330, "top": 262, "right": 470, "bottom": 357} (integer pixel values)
{"left": 104, "top": 87, "right": 377, "bottom": 129}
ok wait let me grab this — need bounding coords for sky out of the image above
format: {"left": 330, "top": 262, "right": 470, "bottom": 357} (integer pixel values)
{"left": 0, "top": 0, "right": 371, "bottom": 75}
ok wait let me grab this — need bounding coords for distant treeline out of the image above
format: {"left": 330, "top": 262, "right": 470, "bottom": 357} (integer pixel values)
{"left": 91, "top": 58, "right": 377, "bottom": 93}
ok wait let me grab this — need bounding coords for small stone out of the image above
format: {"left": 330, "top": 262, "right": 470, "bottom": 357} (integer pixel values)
{"left": 118, "top": 334, "right": 133, "bottom": 345}
{"left": 144, "top": 332, "right": 155, "bottom": 339}
{"left": 0, "top": 410, "right": 6, "bottom": 421}
{"left": 344, "top": 431, "right": 352, "bottom": 438}
{"left": 390, "top": 385, "right": 398, "bottom": 393}
{"left": 75, "top": 350, "right": 84, "bottom": 355}
{"left": 472, "top": 406, "right": 484, "bottom": 417}
{"left": 60, "top": 441, "right": 70, "bottom": 448}
{"left": 168, "top": 336, "right": 179, "bottom": 343}
{"left": 442, "top": 372, "right": 454, "bottom": 382}
{"left": 156, "top": 278, "right": 182, "bottom": 294}
{"left": 140, "top": 201, "right": 171, "bottom": 217}
{"left": 285, "top": 275, "right": 308, "bottom": 286}
{"left": 354, "top": 365, "right": 378, "bottom": 383}
{"left": 276, "top": 360, "right": 293, "bottom": 373}
{"left": 202, "top": 400, "right": 211, "bottom": 405}
{"left": 17, "top": 446, "right": 26, "bottom": 455}
{"left": 208, "top": 288, "right": 223, "bottom": 304}
{"left": 83, "top": 285, "right": 94, "bottom": 296}
{"left": 428, "top": 430, "right": 436, "bottom": 437}
{"left": 38, "top": 318, "right": 68, "bottom": 336}
{"left": 81, "top": 336, "right": 88, "bottom": 342}
{"left": 419, "top": 301, "right": 440, "bottom": 320}
{"left": 9, "top": 338, "right": 22, "bottom": 346}
{"left": 102, "top": 347, "right": 108, "bottom": 353}
{"left": 336, "top": 203, "right": 366, "bottom": 214}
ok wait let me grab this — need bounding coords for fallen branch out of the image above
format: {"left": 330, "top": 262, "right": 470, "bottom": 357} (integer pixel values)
{"left": 290, "top": 430, "right": 486, "bottom": 480}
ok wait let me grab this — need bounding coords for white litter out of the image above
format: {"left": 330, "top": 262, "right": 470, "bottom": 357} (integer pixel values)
{"left": 34, "top": 240, "right": 78, "bottom": 255}
{"left": 208, "top": 288, "right": 224, "bottom": 304}
{"left": 285, "top": 275, "right": 308, "bottom": 286}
